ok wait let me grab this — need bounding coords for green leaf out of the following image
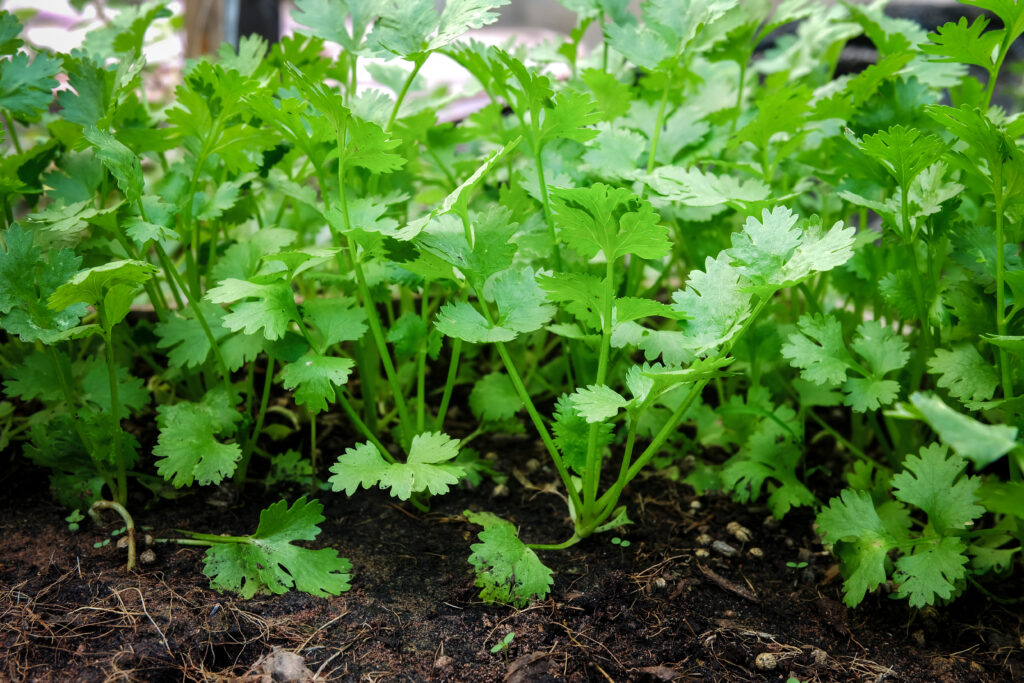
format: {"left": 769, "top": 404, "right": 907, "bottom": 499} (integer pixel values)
{"left": 553, "top": 393, "right": 611, "bottom": 474}
{"left": 893, "top": 537, "right": 969, "bottom": 608}
{"left": 82, "top": 127, "right": 144, "bottom": 203}
{"left": 727, "top": 208, "right": 855, "bottom": 297}
{"left": 538, "top": 272, "right": 606, "bottom": 331}
{"left": 891, "top": 443, "right": 984, "bottom": 534}
{"left": 435, "top": 301, "right": 514, "bottom": 343}
{"left": 0, "top": 51, "right": 60, "bottom": 121}
{"left": 540, "top": 91, "right": 600, "bottom": 146}
{"left": 816, "top": 489, "right": 900, "bottom": 607}
{"left": 155, "top": 304, "right": 230, "bottom": 369}
{"left": 927, "top": 345, "right": 999, "bottom": 404}
{"left": 551, "top": 184, "right": 669, "bottom": 261}
{"left": 921, "top": 16, "right": 1003, "bottom": 71}
{"left": 4, "top": 351, "right": 63, "bottom": 403}
{"left": 199, "top": 497, "right": 352, "bottom": 599}
{"left": 465, "top": 510, "right": 554, "bottom": 607}
{"left": 962, "top": 0, "right": 1024, "bottom": 47}
{"left": 302, "top": 297, "right": 368, "bottom": 348}
{"left": 671, "top": 253, "right": 750, "bottom": 356}
{"left": 49, "top": 259, "right": 158, "bottom": 311}
{"left": 291, "top": 0, "right": 380, "bottom": 54}
{"left": 906, "top": 392, "right": 1018, "bottom": 468}
{"left": 469, "top": 372, "right": 522, "bottom": 422}
{"left": 328, "top": 432, "right": 464, "bottom": 499}
{"left": 279, "top": 351, "right": 355, "bottom": 414}
{"left": 486, "top": 266, "right": 556, "bottom": 335}
{"left": 582, "top": 124, "right": 645, "bottom": 181}
{"left": 370, "top": 0, "right": 509, "bottom": 58}
{"left": 154, "top": 390, "right": 242, "bottom": 488}
{"left": 854, "top": 125, "right": 947, "bottom": 191}
{"left": 570, "top": 384, "right": 628, "bottom": 423}
{"left": 645, "top": 166, "right": 770, "bottom": 208}
{"left": 81, "top": 359, "right": 148, "bottom": 415}
{"left": 206, "top": 279, "right": 301, "bottom": 341}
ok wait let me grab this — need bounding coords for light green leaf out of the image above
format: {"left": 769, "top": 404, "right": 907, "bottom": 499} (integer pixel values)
{"left": 891, "top": 443, "right": 984, "bottom": 534}
{"left": 154, "top": 390, "right": 242, "bottom": 487}
{"left": 49, "top": 259, "right": 158, "bottom": 310}
{"left": 570, "top": 384, "right": 628, "bottom": 423}
{"left": 906, "top": 392, "right": 1018, "bottom": 468}
{"left": 279, "top": 351, "right": 355, "bottom": 414}
{"left": 927, "top": 345, "right": 999, "bottom": 404}
{"left": 469, "top": 372, "right": 522, "bottom": 422}
{"left": 465, "top": 510, "right": 554, "bottom": 607}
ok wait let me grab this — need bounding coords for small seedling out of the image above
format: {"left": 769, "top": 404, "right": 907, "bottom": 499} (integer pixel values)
{"left": 611, "top": 537, "right": 631, "bottom": 548}
{"left": 490, "top": 631, "right": 515, "bottom": 663}
{"left": 65, "top": 509, "right": 84, "bottom": 533}
{"left": 786, "top": 561, "right": 808, "bottom": 570}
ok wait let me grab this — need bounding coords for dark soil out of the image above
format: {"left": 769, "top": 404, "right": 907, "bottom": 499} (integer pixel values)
{"left": 2, "top": 430, "right": 1022, "bottom": 682}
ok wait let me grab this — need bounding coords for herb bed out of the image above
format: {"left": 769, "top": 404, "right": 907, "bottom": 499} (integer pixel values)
{"left": 2, "top": 0, "right": 1024, "bottom": 679}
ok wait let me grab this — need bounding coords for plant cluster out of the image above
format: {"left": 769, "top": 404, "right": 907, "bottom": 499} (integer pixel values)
{"left": 1, "top": 0, "right": 1023, "bottom": 609}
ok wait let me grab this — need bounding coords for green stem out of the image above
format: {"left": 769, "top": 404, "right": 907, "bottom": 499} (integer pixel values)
{"left": 2, "top": 111, "right": 21, "bottom": 154}
{"left": 236, "top": 354, "right": 275, "bottom": 487}
{"left": 89, "top": 500, "right": 136, "bottom": 571}
{"left": 995, "top": 186, "right": 1013, "bottom": 399}
{"left": 582, "top": 260, "right": 615, "bottom": 514}
{"left": 528, "top": 533, "right": 581, "bottom": 551}
{"left": 434, "top": 338, "right": 462, "bottom": 432}
{"left": 386, "top": 57, "right": 426, "bottom": 133}
{"left": 101, "top": 321, "right": 127, "bottom": 505}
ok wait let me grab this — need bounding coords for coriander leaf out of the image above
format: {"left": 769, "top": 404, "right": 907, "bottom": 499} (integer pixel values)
{"left": 927, "top": 345, "right": 999, "bottom": 404}
{"left": 582, "top": 123, "right": 645, "bottom": 181}
{"left": 963, "top": 0, "right": 1024, "bottom": 46}
{"left": 328, "top": 441, "right": 389, "bottom": 496}
{"left": 81, "top": 359, "right": 148, "bottom": 415}
{"left": 344, "top": 116, "right": 405, "bottom": 173}
{"left": 727, "top": 208, "right": 855, "bottom": 297}
{"left": 552, "top": 393, "right": 612, "bottom": 474}
{"left": 155, "top": 303, "right": 230, "bottom": 368}
{"left": 843, "top": 377, "right": 901, "bottom": 413}
{"left": 570, "top": 384, "right": 628, "bottom": 423}
{"left": 551, "top": 184, "right": 668, "bottom": 261}
{"left": 891, "top": 443, "right": 984, "bottom": 534}
{"left": 851, "top": 320, "right": 909, "bottom": 377}
{"left": 645, "top": 166, "right": 770, "bottom": 208}
{"left": 49, "top": 259, "right": 158, "bottom": 310}
{"left": 200, "top": 497, "right": 352, "bottom": 599}
{"left": 465, "top": 510, "right": 554, "bottom": 607}
{"left": 206, "top": 279, "right": 301, "bottom": 341}
{"left": 671, "top": 253, "right": 750, "bottom": 356}
{"left": 539, "top": 91, "right": 600, "bottom": 145}
{"left": 82, "top": 127, "right": 144, "bottom": 203}
{"left": 921, "top": 16, "right": 1002, "bottom": 71}
{"left": 435, "top": 301, "right": 516, "bottom": 343}
{"left": 782, "top": 313, "right": 856, "bottom": 385}
{"left": 154, "top": 389, "right": 242, "bottom": 487}
{"left": 854, "top": 125, "right": 947, "bottom": 191}
{"left": 0, "top": 51, "right": 60, "bottom": 121}
{"left": 893, "top": 537, "right": 969, "bottom": 608}
{"left": 816, "top": 489, "right": 901, "bottom": 607}
{"left": 486, "top": 266, "right": 556, "bottom": 335}
{"left": 280, "top": 351, "right": 355, "bottom": 414}
{"left": 469, "top": 372, "right": 522, "bottom": 422}
{"left": 4, "top": 351, "right": 63, "bottom": 403}
{"left": 907, "top": 392, "right": 1018, "bottom": 468}
{"left": 291, "top": 0, "right": 380, "bottom": 54}
{"left": 380, "top": 431, "right": 464, "bottom": 499}
{"left": 302, "top": 297, "right": 368, "bottom": 348}
{"left": 538, "top": 272, "right": 606, "bottom": 330}
{"left": 329, "top": 432, "right": 464, "bottom": 499}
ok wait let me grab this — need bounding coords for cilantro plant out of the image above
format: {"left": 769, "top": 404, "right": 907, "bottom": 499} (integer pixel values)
{"left": 1, "top": 0, "right": 1022, "bottom": 610}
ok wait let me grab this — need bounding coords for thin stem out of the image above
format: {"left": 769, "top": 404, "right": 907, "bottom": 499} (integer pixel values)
{"left": 101, "top": 322, "right": 127, "bottom": 505}
{"left": 434, "top": 338, "right": 462, "bottom": 432}
{"left": 386, "top": 57, "right": 426, "bottom": 133}
{"left": 995, "top": 185, "right": 1013, "bottom": 399}
{"left": 236, "top": 354, "right": 275, "bottom": 487}
{"left": 582, "top": 259, "right": 615, "bottom": 514}
{"left": 2, "top": 111, "right": 21, "bottom": 154}
{"left": 339, "top": 391, "right": 394, "bottom": 462}
{"left": 528, "top": 533, "right": 581, "bottom": 551}
{"left": 89, "top": 500, "right": 136, "bottom": 571}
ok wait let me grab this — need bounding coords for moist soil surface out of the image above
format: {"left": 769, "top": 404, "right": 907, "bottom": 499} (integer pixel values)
{"left": 2, "top": 429, "right": 1022, "bottom": 682}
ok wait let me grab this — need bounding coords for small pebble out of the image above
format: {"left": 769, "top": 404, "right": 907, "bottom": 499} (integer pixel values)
{"left": 491, "top": 483, "right": 509, "bottom": 498}
{"left": 797, "top": 547, "right": 812, "bottom": 563}
{"left": 143, "top": 534, "right": 153, "bottom": 546}
{"left": 762, "top": 515, "right": 780, "bottom": 529}
{"left": 755, "top": 652, "right": 777, "bottom": 671}
{"left": 696, "top": 533, "right": 713, "bottom": 546}
{"left": 139, "top": 549, "right": 156, "bottom": 564}
{"left": 434, "top": 655, "right": 453, "bottom": 669}
{"left": 689, "top": 500, "right": 702, "bottom": 510}
{"left": 748, "top": 547, "right": 764, "bottom": 558}
{"left": 912, "top": 630, "right": 925, "bottom": 646}
{"left": 524, "top": 458, "right": 541, "bottom": 473}
{"left": 726, "top": 521, "right": 752, "bottom": 542}
{"left": 811, "top": 648, "right": 828, "bottom": 666}
{"left": 711, "top": 540, "right": 738, "bottom": 557}
{"left": 653, "top": 577, "right": 667, "bottom": 591}
{"left": 116, "top": 537, "right": 130, "bottom": 549}
{"left": 695, "top": 548, "right": 710, "bottom": 559}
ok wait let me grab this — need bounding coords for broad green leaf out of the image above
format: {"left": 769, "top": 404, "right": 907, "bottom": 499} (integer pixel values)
{"left": 927, "top": 345, "right": 999, "bottom": 404}
{"left": 645, "top": 166, "right": 770, "bottom": 207}
{"left": 280, "top": 352, "right": 355, "bottom": 413}
{"left": 154, "top": 390, "right": 242, "bottom": 487}
{"left": 582, "top": 124, "right": 645, "bottom": 181}
{"left": 0, "top": 51, "right": 60, "bottom": 121}
{"left": 329, "top": 432, "right": 464, "bottom": 499}
{"left": 155, "top": 304, "right": 230, "bottom": 368}
{"left": 551, "top": 184, "right": 669, "bottom": 261}
{"left": 49, "top": 259, "right": 158, "bottom": 310}
{"left": 200, "top": 497, "right": 352, "bottom": 599}
{"left": 4, "top": 351, "right": 63, "bottom": 403}
{"left": 727, "top": 208, "right": 855, "bottom": 297}
{"left": 922, "top": 16, "right": 1003, "bottom": 71}
{"left": 434, "top": 301, "right": 517, "bottom": 343}
{"left": 465, "top": 510, "right": 554, "bottom": 607}
{"left": 817, "top": 489, "right": 900, "bottom": 607}
{"left": 905, "top": 392, "right": 1018, "bottom": 468}
{"left": 469, "top": 372, "right": 522, "bottom": 422}
{"left": 854, "top": 125, "right": 947, "bottom": 190}
{"left": 81, "top": 359, "right": 148, "bottom": 415}
{"left": 291, "top": 0, "right": 381, "bottom": 54}
{"left": 891, "top": 444, "right": 984, "bottom": 534}
{"left": 206, "top": 279, "right": 301, "bottom": 341}
{"left": 671, "top": 253, "right": 750, "bottom": 356}
{"left": 893, "top": 537, "right": 969, "bottom": 608}
{"left": 328, "top": 441, "right": 389, "bottom": 496}
{"left": 82, "top": 127, "right": 144, "bottom": 203}
{"left": 570, "top": 384, "right": 628, "bottom": 423}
